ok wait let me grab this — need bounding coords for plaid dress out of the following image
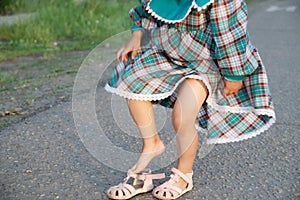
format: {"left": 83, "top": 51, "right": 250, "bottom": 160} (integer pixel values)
{"left": 105, "top": 0, "right": 275, "bottom": 144}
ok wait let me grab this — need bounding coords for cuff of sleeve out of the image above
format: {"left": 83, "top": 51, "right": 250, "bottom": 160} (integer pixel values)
{"left": 224, "top": 75, "right": 245, "bottom": 82}
{"left": 131, "top": 23, "right": 143, "bottom": 32}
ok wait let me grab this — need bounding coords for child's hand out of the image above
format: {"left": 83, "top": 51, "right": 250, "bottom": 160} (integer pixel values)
{"left": 223, "top": 79, "right": 243, "bottom": 97}
{"left": 117, "top": 30, "right": 143, "bottom": 62}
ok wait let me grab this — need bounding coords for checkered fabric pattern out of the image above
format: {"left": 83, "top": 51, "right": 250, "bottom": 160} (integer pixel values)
{"left": 210, "top": 0, "right": 258, "bottom": 78}
{"left": 106, "top": 0, "right": 275, "bottom": 144}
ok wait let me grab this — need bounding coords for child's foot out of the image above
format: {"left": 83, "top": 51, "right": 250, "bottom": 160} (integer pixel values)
{"left": 107, "top": 169, "right": 165, "bottom": 199}
{"left": 130, "top": 140, "right": 165, "bottom": 173}
{"left": 152, "top": 168, "right": 193, "bottom": 199}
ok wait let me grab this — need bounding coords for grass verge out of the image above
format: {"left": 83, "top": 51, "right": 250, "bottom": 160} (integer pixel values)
{"left": 0, "top": 0, "right": 260, "bottom": 61}
{"left": 0, "top": 0, "right": 136, "bottom": 60}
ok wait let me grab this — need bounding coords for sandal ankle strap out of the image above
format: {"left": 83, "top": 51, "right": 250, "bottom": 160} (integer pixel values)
{"left": 127, "top": 169, "right": 165, "bottom": 181}
{"left": 171, "top": 168, "right": 193, "bottom": 184}
{"left": 137, "top": 173, "right": 165, "bottom": 181}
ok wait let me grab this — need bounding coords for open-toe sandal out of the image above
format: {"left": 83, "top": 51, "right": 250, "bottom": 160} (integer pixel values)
{"left": 152, "top": 168, "right": 193, "bottom": 200}
{"left": 107, "top": 169, "right": 165, "bottom": 199}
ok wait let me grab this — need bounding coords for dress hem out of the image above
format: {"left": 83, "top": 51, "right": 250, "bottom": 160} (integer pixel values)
{"left": 105, "top": 74, "right": 275, "bottom": 116}
{"left": 105, "top": 75, "right": 276, "bottom": 144}
{"left": 203, "top": 117, "right": 275, "bottom": 144}
{"left": 105, "top": 74, "right": 212, "bottom": 101}
{"left": 104, "top": 74, "right": 275, "bottom": 144}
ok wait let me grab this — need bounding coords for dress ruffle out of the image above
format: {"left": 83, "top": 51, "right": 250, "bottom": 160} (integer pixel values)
{"left": 145, "top": 0, "right": 215, "bottom": 23}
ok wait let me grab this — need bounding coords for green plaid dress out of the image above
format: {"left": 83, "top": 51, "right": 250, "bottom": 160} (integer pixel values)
{"left": 105, "top": 0, "right": 275, "bottom": 144}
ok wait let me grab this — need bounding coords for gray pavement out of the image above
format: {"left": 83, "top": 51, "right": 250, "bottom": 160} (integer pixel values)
{"left": 1, "top": 0, "right": 299, "bottom": 199}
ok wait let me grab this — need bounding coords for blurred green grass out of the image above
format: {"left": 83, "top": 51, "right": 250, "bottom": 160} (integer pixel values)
{"left": 0, "top": 0, "right": 136, "bottom": 60}
{"left": 0, "top": 0, "right": 258, "bottom": 60}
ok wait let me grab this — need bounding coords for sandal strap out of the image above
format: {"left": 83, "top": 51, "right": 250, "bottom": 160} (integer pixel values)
{"left": 164, "top": 184, "right": 183, "bottom": 194}
{"left": 127, "top": 169, "right": 138, "bottom": 179}
{"left": 122, "top": 183, "right": 136, "bottom": 194}
{"left": 152, "top": 169, "right": 194, "bottom": 199}
{"left": 127, "top": 169, "right": 165, "bottom": 180}
{"left": 171, "top": 168, "right": 193, "bottom": 184}
{"left": 109, "top": 182, "right": 136, "bottom": 196}
{"left": 121, "top": 185, "right": 132, "bottom": 196}
{"left": 158, "top": 185, "right": 182, "bottom": 199}
{"left": 108, "top": 169, "right": 164, "bottom": 199}
{"left": 137, "top": 173, "right": 165, "bottom": 180}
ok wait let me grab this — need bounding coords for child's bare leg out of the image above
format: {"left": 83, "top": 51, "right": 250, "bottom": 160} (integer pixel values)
{"left": 127, "top": 99, "right": 165, "bottom": 173}
{"left": 172, "top": 78, "right": 208, "bottom": 188}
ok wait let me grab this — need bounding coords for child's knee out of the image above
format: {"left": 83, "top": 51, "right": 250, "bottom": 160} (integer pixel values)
{"left": 172, "top": 104, "right": 190, "bottom": 132}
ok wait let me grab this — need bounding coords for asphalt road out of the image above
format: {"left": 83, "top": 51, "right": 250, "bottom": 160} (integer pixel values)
{"left": 1, "top": 0, "right": 299, "bottom": 199}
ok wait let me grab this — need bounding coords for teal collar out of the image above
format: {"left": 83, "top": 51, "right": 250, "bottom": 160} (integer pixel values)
{"left": 146, "top": 0, "right": 214, "bottom": 23}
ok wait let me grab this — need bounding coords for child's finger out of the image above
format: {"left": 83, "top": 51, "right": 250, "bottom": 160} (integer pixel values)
{"left": 224, "top": 87, "right": 229, "bottom": 96}
{"left": 116, "top": 47, "right": 124, "bottom": 61}
{"left": 131, "top": 49, "right": 138, "bottom": 59}
{"left": 119, "top": 47, "right": 128, "bottom": 61}
{"left": 224, "top": 87, "right": 234, "bottom": 97}
{"left": 121, "top": 50, "right": 129, "bottom": 62}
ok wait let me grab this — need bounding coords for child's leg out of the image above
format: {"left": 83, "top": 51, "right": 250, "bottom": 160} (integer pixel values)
{"left": 127, "top": 99, "right": 165, "bottom": 173}
{"left": 172, "top": 78, "right": 208, "bottom": 186}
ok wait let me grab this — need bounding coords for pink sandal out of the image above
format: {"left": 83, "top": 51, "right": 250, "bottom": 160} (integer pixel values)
{"left": 152, "top": 168, "right": 193, "bottom": 199}
{"left": 107, "top": 169, "right": 165, "bottom": 199}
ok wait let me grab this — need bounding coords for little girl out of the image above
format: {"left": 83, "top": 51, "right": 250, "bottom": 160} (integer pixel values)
{"left": 105, "top": 0, "right": 275, "bottom": 199}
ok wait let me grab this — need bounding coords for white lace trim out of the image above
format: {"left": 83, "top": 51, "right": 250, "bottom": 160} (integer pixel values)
{"left": 105, "top": 74, "right": 212, "bottom": 101}
{"left": 145, "top": 0, "right": 214, "bottom": 24}
{"left": 105, "top": 74, "right": 275, "bottom": 117}
{"left": 206, "top": 98, "right": 275, "bottom": 117}
{"left": 194, "top": 0, "right": 215, "bottom": 11}
{"left": 105, "top": 74, "right": 275, "bottom": 144}
{"left": 105, "top": 74, "right": 275, "bottom": 115}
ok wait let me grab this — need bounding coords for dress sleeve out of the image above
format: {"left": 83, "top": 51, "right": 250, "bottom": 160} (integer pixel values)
{"left": 210, "top": 0, "right": 258, "bottom": 82}
{"left": 129, "top": 0, "right": 150, "bottom": 32}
